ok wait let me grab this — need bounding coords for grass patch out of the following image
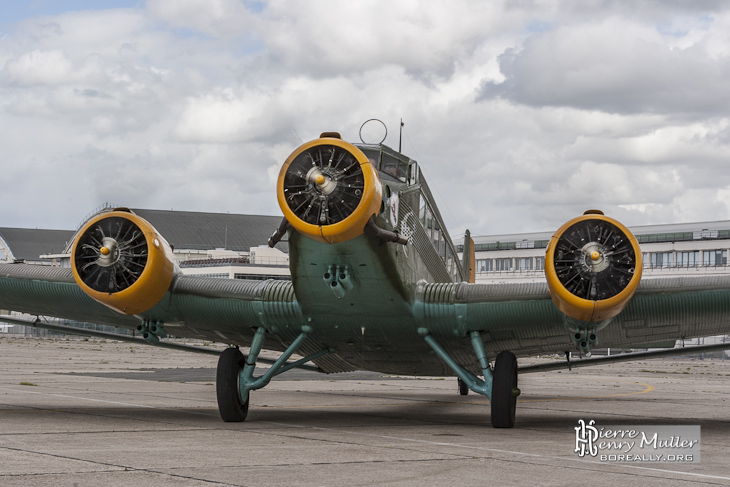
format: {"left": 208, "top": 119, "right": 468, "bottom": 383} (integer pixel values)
{"left": 19, "top": 381, "right": 38, "bottom": 386}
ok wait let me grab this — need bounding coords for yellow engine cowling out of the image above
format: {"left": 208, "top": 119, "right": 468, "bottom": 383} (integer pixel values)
{"left": 71, "top": 209, "right": 176, "bottom": 315}
{"left": 276, "top": 134, "right": 382, "bottom": 244}
{"left": 545, "top": 210, "right": 642, "bottom": 322}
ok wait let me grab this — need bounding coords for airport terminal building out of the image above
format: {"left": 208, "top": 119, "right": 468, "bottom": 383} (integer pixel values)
{"left": 2, "top": 207, "right": 730, "bottom": 285}
{"left": 0, "top": 207, "right": 290, "bottom": 280}
{"left": 462, "top": 220, "right": 730, "bottom": 284}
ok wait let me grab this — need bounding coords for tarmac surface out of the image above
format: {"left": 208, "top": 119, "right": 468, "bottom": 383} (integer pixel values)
{"left": 1, "top": 337, "right": 730, "bottom": 486}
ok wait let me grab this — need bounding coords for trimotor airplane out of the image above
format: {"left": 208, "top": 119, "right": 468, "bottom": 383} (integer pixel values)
{"left": 2, "top": 132, "right": 730, "bottom": 428}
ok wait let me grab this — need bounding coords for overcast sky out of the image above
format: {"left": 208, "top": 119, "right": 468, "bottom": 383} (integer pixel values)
{"left": 2, "top": 1, "right": 730, "bottom": 239}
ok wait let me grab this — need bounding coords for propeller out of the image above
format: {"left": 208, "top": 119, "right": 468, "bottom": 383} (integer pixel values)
{"left": 281, "top": 144, "right": 365, "bottom": 226}
{"left": 552, "top": 218, "right": 637, "bottom": 301}
{"left": 74, "top": 216, "right": 148, "bottom": 293}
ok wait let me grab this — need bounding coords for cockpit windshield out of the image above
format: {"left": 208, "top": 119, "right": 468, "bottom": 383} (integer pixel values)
{"left": 355, "top": 144, "right": 417, "bottom": 185}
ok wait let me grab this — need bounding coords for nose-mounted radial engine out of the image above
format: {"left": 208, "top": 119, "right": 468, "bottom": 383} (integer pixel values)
{"left": 276, "top": 133, "right": 382, "bottom": 244}
{"left": 71, "top": 209, "right": 176, "bottom": 315}
{"left": 545, "top": 210, "right": 642, "bottom": 352}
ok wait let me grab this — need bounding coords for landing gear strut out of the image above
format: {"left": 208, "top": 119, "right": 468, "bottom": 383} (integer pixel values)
{"left": 215, "top": 326, "right": 332, "bottom": 423}
{"left": 419, "top": 328, "right": 520, "bottom": 428}
{"left": 216, "top": 347, "right": 249, "bottom": 422}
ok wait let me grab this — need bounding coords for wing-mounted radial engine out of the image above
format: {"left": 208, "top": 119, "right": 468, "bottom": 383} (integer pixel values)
{"left": 71, "top": 208, "right": 176, "bottom": 315}
{"left": 276, "top": 133, "right": 382, "bottom": 244}
{"left": 545, "top": 210, "right": 642, "bottom": 353}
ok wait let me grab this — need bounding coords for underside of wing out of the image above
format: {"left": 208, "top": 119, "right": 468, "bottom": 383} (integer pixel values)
{"left": 414, "top": 273, "right": 730, "bottom": 361}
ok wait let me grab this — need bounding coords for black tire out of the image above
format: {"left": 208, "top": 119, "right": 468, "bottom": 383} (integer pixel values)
{"left": 216, "top": 347, "right": 249, "bottom": 422}
{"left": 491, "top": 350, "right": 518, "bottom": 428}
{"left": 457, "top": 377, "right": 469, "bottom": 395}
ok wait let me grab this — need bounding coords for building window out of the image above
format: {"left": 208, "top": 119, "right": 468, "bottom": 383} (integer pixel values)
{"left": 676, "top": 251, "right": 699, "bottom": 267}
{"left": 535, "top": 257, "right": 544, "bottom": 270}
{"left": 476, "top": 259, "right": 493, "bottom": 272}
{"left": 650, "top": 252, "right": 673, "bottom": 268}
{"left": 637, "top": 232, "right": 693, "bottom": 243}
{"left": 495, "top": 258, "right": 511, "bottom": 271}
{"left": 517, "top": 258, "right": 533, "bottom": 271}
{"left": 703, "top": 250, "right": 728, "bottom": 266}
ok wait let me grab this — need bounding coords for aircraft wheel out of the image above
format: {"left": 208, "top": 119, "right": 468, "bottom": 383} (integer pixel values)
{"left": 491, "top": 350, "right": 518, "bottom": 428}
{"left": 216, "top": 347, "right": 249, "bottom": 422}
{"left": 457, "top": 377, "right": 469, "bottom": 395}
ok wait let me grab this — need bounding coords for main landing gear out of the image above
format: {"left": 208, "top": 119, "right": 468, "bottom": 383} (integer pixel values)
{"left": 216, "top": 348, "right": 249, "bottom": 421}
{"left": 457, "top": 377, "right": 469, "bottom": 395}
{"left": 490, "top": 350, "right": 518, "bottom": 428}
{"left": 418, "top": 328, "right": 520, "bottom": 428}
{"left": 215, "top": 325, "right": 331, "bottom": 422}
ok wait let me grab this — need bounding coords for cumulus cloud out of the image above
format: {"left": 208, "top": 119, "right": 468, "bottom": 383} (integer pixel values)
{"left": 146, "top": 0, "right": 254, "bottom": 39}
{"left": 4, "top": 49, "right": 76, "bottom": 85}
{"left": 2, "top": 1, "right": 730, "bottom": 237}
{"left": 480, "top": 14, "right": 730, "bottom": 119}
{"left": 256, "top": 0, "right": 516, "bottom": 80}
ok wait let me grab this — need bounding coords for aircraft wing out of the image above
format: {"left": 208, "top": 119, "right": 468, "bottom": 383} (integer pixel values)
{"left": 0, "top": 258, "right": 366, "bottom": 370}
{"left": 420, "top": 275, "right": 730, "bottom": 361}
{"left": 5, "top": 259, "right": 728, "bottom": 375}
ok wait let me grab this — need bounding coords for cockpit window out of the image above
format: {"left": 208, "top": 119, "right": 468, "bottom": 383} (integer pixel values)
{"left": 359, "top": 148, "right": 380, "bottom": 168}
{"left": 356, "top": 144, "right": 417, "bottom": 185}
{"left": 381, "top": 154, "right": 408, "bottom": 183}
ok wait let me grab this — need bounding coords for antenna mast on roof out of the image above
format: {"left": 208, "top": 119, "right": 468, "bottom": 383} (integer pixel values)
{"left": 398, "top": 119, "right": 404, "bottom": 153}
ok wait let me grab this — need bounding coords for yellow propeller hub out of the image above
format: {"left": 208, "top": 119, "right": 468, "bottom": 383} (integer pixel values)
{"left": 315, "top": 174, "right": 326, "bottom": 185}
{"left": 591, "top": 251, "right": 601, "bottom": 261}
{"left": 100, "top": 246, "right": 111, "bottom": 256}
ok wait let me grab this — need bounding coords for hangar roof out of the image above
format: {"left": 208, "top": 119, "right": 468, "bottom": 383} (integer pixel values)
{"left": 2, "top": 209, "right": 288, "bottom": 262}
{"left": 129, "top": 209, "right": 287, "bottom": 253}
{"left": 0, "top": 228, "right": 75, "bottom": 261}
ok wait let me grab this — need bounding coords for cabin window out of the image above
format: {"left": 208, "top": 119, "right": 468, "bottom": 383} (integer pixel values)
{"left": 416, "top": 188, "right": 459, "bottom": 278}
{"left": 433, "top": 221, "right": 441, "bottom": 252}
{"left": 425, "top": 206, "right": 433, "bottom": 241}
{"left": 409, "top": 163, "right": 418, "bottom": 185}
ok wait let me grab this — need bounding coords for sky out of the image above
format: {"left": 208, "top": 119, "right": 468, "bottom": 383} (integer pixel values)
{"left": 2, "top": 1, "right": 730, "bottom": 238}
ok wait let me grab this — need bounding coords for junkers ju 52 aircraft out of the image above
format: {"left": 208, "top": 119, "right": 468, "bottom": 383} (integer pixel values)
{"left": 2, "top": 132, "right": 730, "bottom": 428}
